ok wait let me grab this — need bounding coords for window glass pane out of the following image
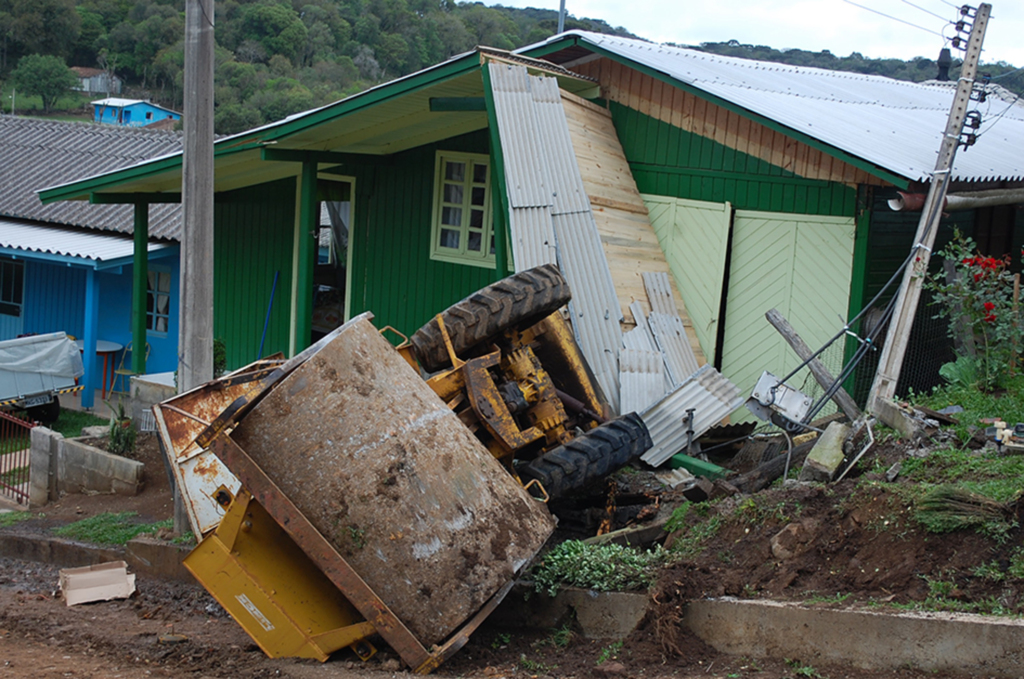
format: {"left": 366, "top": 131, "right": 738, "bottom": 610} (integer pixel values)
{"left": 443, "top": 183, "right": 464, "bottom": 204}
{"left": 158, "top": 272, "right": 171, "bottom": 292}
{"left": 467, "top": 231, "right": 482, "bottom": 252}
{"left": 1, "top": 264, "right": 12, "bottom": 303}
{"left": 444, "top": 161, "right": 465, "bottom": 182}
{"left": 146, "top": 293, "right": 155, "bottom": 313}
{"left": 473, "top": 163, "right": 487, "bottom": 184}
{"left": 469, "top": 209, "right": 483, "bottom": 228}
{"left": 12, "top": 263, "right": 22, "bottom": 304}
{"left": 146, "top": 315, "right": 155, "bottom": 331}
{"left": 490, "top": 234, "right": 496, "bottom": 255}
{"left": 147, "top": 270, "right": 158, "bottom": 291}
{"left": 471, "top": 187, "right": 485, "bottom": 206}
{"left": 441, "top": 206, "right": 462, "bottom": 226}
{"left": 156, "top": 317, "right": 168, "bottom": 333}
{"left": 439, "top": 229, "right": 460, "bottom": 249}
{"left": 157, "top": 294, "right": 169, "bottom": 314}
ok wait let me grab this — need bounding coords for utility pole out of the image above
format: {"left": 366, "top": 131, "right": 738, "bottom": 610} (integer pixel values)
{"left": 868, "top": 3, "right": 990, "bottom": 410}
{"left": 178, "top": 0, "right": 215, "bottom": 532}
{"left": 558, "top": 0, "right": 566, "bottom": 33}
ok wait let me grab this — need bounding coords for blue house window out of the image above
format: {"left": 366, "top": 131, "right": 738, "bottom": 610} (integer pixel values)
{"left": 147, "top": 269, "right": 171, "bottom": 334}
{"left": 0, "top": 259, "right": 24, "bottom": 317}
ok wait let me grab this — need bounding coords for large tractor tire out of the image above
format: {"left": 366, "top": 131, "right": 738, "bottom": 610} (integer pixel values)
{"left": 520, "top": 413, "right": 653, "bottom": 500}
{"left": 410, "top": 264, "right": 571, "bottom": 372}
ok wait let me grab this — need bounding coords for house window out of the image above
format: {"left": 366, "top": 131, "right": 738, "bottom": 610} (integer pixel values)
{"left": 147, "top": 269, "right": 171, "bottom": 334}
{"left": 430, "top": 152, "right": 494, "bottom": 267}
{"left": 0, "top": 259, "right": 24, "bottom": 317}
{"left": 145, "top": 111, "right": 153, "bottom": 120}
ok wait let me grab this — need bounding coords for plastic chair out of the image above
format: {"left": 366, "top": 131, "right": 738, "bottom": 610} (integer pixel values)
{"left": 113, "top": 341, "right": 151, "bottom": 393}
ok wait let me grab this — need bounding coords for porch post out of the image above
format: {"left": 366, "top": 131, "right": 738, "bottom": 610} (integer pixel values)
{"left": 82, "top": 269, "right": 99, "bottom": 409}
{"left": 132, "top": 201, "right": 149, "bottom": 376}
{"left": 294, "top": 161, "right": 317, "bottom": 351}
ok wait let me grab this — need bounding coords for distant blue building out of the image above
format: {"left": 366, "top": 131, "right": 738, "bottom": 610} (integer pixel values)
{"left": 91, "top": 98, "right": 181, "bottom": 128}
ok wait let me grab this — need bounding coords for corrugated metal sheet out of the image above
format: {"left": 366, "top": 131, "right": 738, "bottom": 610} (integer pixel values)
{"left": 489, "top": 63, "right": 554, "bottom": 209}
{"left": 639, "top": 365, "right": 744, "bottom": 467}
{"left": 642, "top": 272, "right": 677, "bottom": 316}
{"left": 553, "top": 210, "right": 623, "bottom": 412}
{"left": 0, "top": 117, "right": 183, "bottom": 239}
{"left": 619, "top": 347, "right": 664, "bottom": 414}
{"left": 522, "top": 31, "right": 1024, "bottom": 184}
{"left": 508, "top": 206, "right": 558, "bottom": 269}
{"left": 0, "top": 218, "right": 170, "bottom": 262}
{"left": 648, "top": 312, "right": 699, "bottom": 385}
{"left": 528, "top": 75, "right": 589, "bottom": 215}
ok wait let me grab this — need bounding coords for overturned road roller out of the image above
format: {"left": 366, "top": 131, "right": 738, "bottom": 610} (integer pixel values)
{"left": 154, "top": 266, "right": 650, "bottom": 672}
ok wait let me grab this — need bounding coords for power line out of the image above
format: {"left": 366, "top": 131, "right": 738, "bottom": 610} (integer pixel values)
{"left": 898, "top": 0, "right": 952, "bottom": 23}
{"left": 839, "top": 0, "right": 946, "bottom": 38}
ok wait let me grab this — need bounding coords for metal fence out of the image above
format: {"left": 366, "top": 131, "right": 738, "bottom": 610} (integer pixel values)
{"left": 0, "top": 410, "right": 37, "bottom": 505}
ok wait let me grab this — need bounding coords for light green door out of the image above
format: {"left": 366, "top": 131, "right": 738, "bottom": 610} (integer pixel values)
{"left": 720, "top": 211, "right": 855, "bottom": 420}
{"left": 644, "top": 195, "right": 731, "bottom": 364}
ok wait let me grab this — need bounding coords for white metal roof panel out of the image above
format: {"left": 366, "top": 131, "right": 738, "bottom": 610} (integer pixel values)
{"left": 529, "top": 76, "right": 590, "bottom": 214}
{"left": 523, "top": 32, "right": 1024, "bottom": 184}
{"left": 619, "top": 347, "right": 665, "bottom": 414}
{"left": 639, "top": 365, "right": 744, "bottom": 467}
{"left": 508, "top": 206, "right": 558, "bottom": 269}
{"left": 648, "top": 312, "right": 700, "bottom": 386}
{"left": 0, "top": 218, "right": 170, "bottom": 262}
{"left": 490, "top": 62, "right": 555, "bottom": 208}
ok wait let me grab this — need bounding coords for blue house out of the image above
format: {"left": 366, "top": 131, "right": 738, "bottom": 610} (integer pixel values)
{"left": 91, "top": 98, "right": 181, "bottom": 128}
{"left": 1, "top": 116, "right": 183, "bottom": 408}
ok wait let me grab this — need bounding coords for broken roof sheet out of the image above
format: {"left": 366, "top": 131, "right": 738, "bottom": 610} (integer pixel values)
{"left": 521, "top": 31, "right": 1024, "bottom": 184}
{"left": 0, "top": 117, "right": 183, "bottom": 239}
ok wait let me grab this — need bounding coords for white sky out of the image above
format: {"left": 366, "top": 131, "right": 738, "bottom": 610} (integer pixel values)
{"left": 495, "top": 0, "right": 1024, "bottom": 66}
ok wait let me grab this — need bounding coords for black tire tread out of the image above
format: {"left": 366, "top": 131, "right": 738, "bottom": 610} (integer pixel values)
{"left": 410, "top": 264, "right": 571, "bottom": 372}
{"left": 520, "top": 413, "right": 653, "bottom": 499}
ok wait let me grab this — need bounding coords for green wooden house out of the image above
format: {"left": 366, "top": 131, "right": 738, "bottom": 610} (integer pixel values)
{"left": 39, "top": 32, "right": 1024, "bottom": 411}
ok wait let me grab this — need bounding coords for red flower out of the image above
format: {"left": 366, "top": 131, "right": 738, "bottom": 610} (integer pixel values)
{"left": 974, "top": 273, "right": 984, "bottom": 282}
{"left": 984, "top": 302, "right": 996, "bottom": 312}
{"left": 985, "top": 313, "right": 997, "bottom": 323}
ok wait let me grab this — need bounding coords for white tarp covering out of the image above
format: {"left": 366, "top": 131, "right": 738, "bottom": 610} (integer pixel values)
{"left": 0, "top": 332, "right": 84, "bottom": 378}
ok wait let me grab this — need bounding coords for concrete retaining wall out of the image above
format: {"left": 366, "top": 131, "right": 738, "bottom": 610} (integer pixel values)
{"left": 686, "top": 597, "right": 1024, "bottom": 678}
{"left": 29, "top": 428, "right": 144, "bottom": 506}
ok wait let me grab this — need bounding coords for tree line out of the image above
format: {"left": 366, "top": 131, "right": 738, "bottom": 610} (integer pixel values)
{"left": 1, "top": 0, "right": 1020, "bottom": 135}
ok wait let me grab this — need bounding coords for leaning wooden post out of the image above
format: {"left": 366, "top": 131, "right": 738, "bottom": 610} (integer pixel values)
{"left": 868, "top": 4, "right": 990, "bottom": 410}
{"left": 765, "top": 308, "right": 862, "bottom": 422}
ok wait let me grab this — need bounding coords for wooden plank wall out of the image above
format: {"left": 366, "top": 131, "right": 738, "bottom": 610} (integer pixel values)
{"left": 560, "top": 90, "right": 706, "bottom": 365}
{"left": 572, "top": 58, "right": 887, "bottom": 188}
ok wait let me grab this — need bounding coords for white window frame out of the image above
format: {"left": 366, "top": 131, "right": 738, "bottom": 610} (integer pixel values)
{"left": 429, "top": 151, "right": 494, "bottom": 268}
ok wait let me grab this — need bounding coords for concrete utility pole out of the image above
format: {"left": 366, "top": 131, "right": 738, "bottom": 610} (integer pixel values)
{"left": 179, "top": 0, "right": 215, "bottom": 393}
{"left": 178, "top": 0, "right": 215, "bottom": 533}
{"left": 868, "top": 3, "right": 990, "bottom": 410}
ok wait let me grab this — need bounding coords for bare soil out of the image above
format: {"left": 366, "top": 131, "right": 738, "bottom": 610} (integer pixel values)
{"left": 0, "top": 432, "right": 1009, "bottom": 678}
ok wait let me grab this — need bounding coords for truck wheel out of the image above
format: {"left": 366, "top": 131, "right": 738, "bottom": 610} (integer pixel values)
{"left": 28, "top": 399, "right": 61, "bottom": 425}
{"left": 520, "top": 413, "right": 653, "bottom": 500}
{"left": 410, "top": 263, "right": 571, "bottom": 372}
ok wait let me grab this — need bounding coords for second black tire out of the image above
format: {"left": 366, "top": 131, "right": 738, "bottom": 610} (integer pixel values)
{"left": 519, "top": 412, "right": 653, "bottom": 500}
{"left": 410, "top": 263, "right": 571, "bottom": 372}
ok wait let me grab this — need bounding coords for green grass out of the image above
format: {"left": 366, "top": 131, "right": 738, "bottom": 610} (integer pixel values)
{"left": 52, "top": 511, "right": 172, "bottom": 545}
{"left": 900, "top": 446, "right": 1024, "bottom": 503}
{"left": 669, "top": 515, "right": 722, "bottom": 559}
{"left": 48, "top": 409, "right": 109, "bottom": 439}
{"left": 0, "top": 85, "right": 93, "bottom": 116}
{"left": 0, "top": 510, "right": 37, "bottom": 528}
{"left": 914, "top": 376, "right": 1024, "bottom": 446}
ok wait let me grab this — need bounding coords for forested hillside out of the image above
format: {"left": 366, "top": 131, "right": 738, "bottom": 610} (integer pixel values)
{"left": 0, "top": 0, "right": 1019, "bottom": 135}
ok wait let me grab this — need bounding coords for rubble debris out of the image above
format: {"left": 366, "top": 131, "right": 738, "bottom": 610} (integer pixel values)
{"left": 872, "top": 398, "right": 939, "bottom": 441}
{"left": 59, "top": 561, "right": 136, "bottom": 606}
{"left": 655, "top": 467, "right": 696, "bottom": 488}
{"left": 799, "top": 421, "right": 851, "bottom": 482}
{"left": 731, "top": 440, "right": 817, "bottom": 494}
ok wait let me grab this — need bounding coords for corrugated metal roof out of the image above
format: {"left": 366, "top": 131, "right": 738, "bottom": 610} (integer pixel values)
{"left": 619, "top": 347, "right": 664, "bottom": 414}
{"left": 529, "top": 75, "right": 590, "bottom": 214}
{"left": 490, "top": 63, "right": 555, "bottom": 209}
{"left": 508, "top": 207, "right": 558, "bottom": 268}
{"left": 642, "top": 272, "right": 677, "bottom": 316}
{"left": 0, "top": 218, "right": 172, "bottom": 262}
{"left": 0, "top": 117, "right": 183, "bottom": 239}
{"left": 524, "top": 31, "right": 1024, "bottom": 184}
{"left": 648, "top": 312, "right": 700, "bottom": 386}
{"left": 639, "top": 365, "right": 744, "bottom": 467}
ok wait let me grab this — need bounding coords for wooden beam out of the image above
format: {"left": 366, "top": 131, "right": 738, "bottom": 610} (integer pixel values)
{"left": 429, "top": 97, "right": 486, "bottom": 112}
{"left": 260, "top": 148, "right": 394, "bottom": 166}
{"left": 765, "top": 308, "right": 862, "bottom": 422}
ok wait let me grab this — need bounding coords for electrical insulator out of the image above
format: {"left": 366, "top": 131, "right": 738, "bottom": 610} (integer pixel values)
{"left": 965, "top": 111, "right": 982, "bottom": 129}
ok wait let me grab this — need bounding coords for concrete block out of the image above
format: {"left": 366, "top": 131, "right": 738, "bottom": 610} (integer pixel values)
{"left": 799, "top": 421, "right": 850, "bottom": 482}
{"left": 872, "top": 397, "right": 938, "bottom": 441}
{"left": 29, "top": 427, "right": 62, "bottom": 508}
{"left": 491, "top": 584, "right": 648, "bottom": 639}
{"left": 130, "top": 373, "right": 176, "bottom": 425}
{"left": 125, "top": 536, "right": 194, "bottom": 582}
{"left": 685, "top": 597, "right": 1024, "bottom": 678}
{"left": 57, "top": 438, "right": 144, "bottom": 496}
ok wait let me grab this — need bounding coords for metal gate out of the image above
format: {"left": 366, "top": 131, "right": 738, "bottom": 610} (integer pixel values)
{"left": 0, "top": 410, "right": 36, "bottom": 505}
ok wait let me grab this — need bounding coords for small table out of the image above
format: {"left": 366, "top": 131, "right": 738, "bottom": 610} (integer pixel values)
{"left": 75, "top": 339, "right": 125, "bottom": 400}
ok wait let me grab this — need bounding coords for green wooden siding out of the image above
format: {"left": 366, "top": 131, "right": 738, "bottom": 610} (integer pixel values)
{"left": 214, "top": 178, "right": 295, "bottom": 369}
{"left": 643, "top": 195, "right": 731, "bottom": 363}
{"left": 608, "top": 102, "right": 855, "bottom": 217}
{"left": 347, "top": 130, "right": 496, "bottom": 336}
{"left": 719, "top": 211, "right": 855, "bottom": 421}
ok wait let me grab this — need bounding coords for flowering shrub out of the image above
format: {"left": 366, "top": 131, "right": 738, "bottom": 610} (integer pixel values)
{"left": 927, "top": 231, "right": 1022, "bottom": 391}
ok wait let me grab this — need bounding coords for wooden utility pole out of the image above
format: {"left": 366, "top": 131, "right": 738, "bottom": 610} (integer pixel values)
{"left": 178, "top": 0, "right": 215, "bottom": 533}
{"left": 868, "top": 3, "right": 990, "bottom": 410}
{"left": 179, "top": 0, "right": 215, "bottom": 393}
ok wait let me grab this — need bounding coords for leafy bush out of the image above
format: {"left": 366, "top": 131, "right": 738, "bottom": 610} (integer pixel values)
{"left": 530, "top": 540, "right": 666, "bottom": 596}
{"left": 107, "top": 400, "right": 136, "bottom": 457}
